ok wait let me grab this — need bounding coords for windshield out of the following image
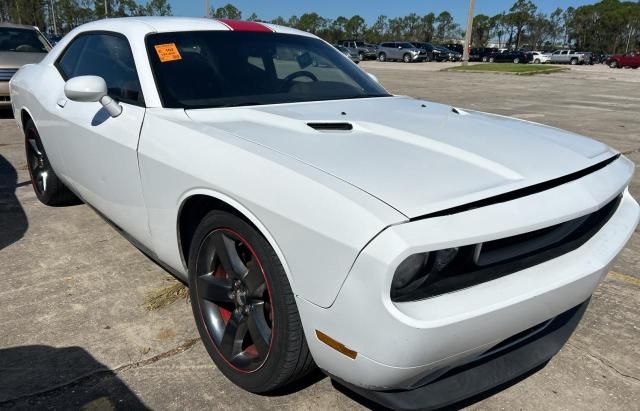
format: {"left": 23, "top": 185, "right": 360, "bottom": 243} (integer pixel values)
{"left": 146, "top": 31, "right": 389, "bottom": 109}
{"left": 0, "top": 28, "right": 50, "bottom": 53}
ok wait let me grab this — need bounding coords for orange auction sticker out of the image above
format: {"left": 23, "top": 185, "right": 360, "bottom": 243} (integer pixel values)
{"left": 154, "top": 43, "right": 182, "bottom": 62}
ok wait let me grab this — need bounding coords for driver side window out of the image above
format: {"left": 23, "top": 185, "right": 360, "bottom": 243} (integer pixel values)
{"left": 56, "top": 33, "right": 144, "bottom": 106}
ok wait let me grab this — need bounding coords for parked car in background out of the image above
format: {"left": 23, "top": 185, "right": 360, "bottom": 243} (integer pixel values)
{"left": 47, "top": 34, "right": 63, "bottom": 45}
{"left": 469, "top": 47, "right": 498, "bottom": 62}
{"left": 549, "top": 50, "right": 587, "bottom": 65}
{"left": 377, "top": 41, "right": 427, "bottom": 62}
{"left": 529, "top": 51, "right": 551, "bottom": 64}
{"left": 442, "top": 43, "right": 464, "bottom": 55}
{"left": 0, "top": 22, "right": 51, "bottom": 107}
{"left": 435, "top": 45, "right": 461, "bottom": 61}
{"left": 606, "top": 52, "right": 640, "bottom": 69}
{"left": 333, "top": 44, "right": 360, "bottom": 64}
{"left": 410, "top": 42, "right": 434, "bottom": 61}
{"left": 488, "top": 50, "right": 529, "bottom": 63}
{"left": 337, "top": 40, "right": 376, "bottom": 61}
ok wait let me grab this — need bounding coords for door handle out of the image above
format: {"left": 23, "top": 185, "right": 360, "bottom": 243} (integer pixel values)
{"left": 56, "top": 98, "right": 67, "bottom": 108}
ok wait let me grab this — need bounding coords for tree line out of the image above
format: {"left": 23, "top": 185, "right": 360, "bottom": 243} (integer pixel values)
{"left": 0, "top": 0, "right": 638, "bottom": 54}
{"left": 0, "top": 0, "right": 171, "bottom": 34}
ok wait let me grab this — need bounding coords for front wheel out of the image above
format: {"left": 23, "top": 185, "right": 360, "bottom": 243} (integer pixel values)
{"left": 482, "top": 56, "right": 488, "bottom": 62}
{"left": 534, "top": 58, "right": 540, "bottom": 64}
{"left": 403, "top": 53, "right": 412, "bottom": 63}
{"left": 188, "top": 211, "right": 314, "bottom": 393}
{"left": 513, "top": 58, "right": 520, "bottom": 64}
{"left": 24, "top": 119, "right": 79, "bottom": 206}
{"left": 378, "top": 53, "right": 386, "bottom": 62}
{"left": 609, "top": 61, "right": 618, "bottom": 68}
{"left": 570, "top": 58, "right": 578, "bottom": 65}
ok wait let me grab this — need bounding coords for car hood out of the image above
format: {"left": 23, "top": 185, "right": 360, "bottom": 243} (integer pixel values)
{"left": 186, "top": 96, "right": 616, "bottom": 218}
{"left": 0, "top": 51, "right": 46, "bottom": 69}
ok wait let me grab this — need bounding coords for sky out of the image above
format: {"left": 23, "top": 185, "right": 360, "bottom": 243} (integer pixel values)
{"left": 170, "top": 1, "right": 598, "bottom": 24}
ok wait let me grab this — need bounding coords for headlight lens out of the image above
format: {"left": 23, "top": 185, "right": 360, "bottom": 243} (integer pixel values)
{"left": 391, "top": 248, "right": 459, "bottom": 301}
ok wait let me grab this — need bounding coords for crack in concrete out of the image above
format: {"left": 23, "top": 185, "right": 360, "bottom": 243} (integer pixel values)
{"left": 0, "top": 338, "right": 201, "bottom": 405}
{"left": 566, "top": 342, "right": 640, "bottom": 384}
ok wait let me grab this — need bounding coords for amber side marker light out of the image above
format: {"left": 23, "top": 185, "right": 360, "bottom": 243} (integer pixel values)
{"left": 315, "top": 330, "right": 358, "bottom": 359}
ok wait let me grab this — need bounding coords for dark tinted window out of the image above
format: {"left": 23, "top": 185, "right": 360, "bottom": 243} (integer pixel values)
{"left": 57, "top": 33, "right": 143, "bottom": 105}
{"left": 146, "top": 31, "right": 389, "bottom": 109}
{"left": 380, "top": 43, "right": 391, "bottom": 48}
{"left": 0, "top": 27, "right": 50, "bottom": 52}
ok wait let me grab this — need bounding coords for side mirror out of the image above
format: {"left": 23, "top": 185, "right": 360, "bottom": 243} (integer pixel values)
{"left": 64, "top": 75, "right": 122, "bottom": 118}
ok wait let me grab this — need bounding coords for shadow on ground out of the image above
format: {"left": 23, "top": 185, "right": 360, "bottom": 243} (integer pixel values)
{"left": 0, "top": 109, "right": 14, "bottom": 120}
{"left": 0, "top": 153, "right": 28, "bottom": 251}
{"left": 0, "top": 345, "right": 149, "bottom": 410}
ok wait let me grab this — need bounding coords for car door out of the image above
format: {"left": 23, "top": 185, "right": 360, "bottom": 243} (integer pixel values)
{"left": 51, "top": 32, "right": 152, "bottom": 247}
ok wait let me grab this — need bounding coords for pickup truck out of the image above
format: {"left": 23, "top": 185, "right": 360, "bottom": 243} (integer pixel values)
{"left": 606, "top": 52, "right": 640, "bottom": 69}
{"left": 549, "top": 50, "right": 587, "bottom": 65}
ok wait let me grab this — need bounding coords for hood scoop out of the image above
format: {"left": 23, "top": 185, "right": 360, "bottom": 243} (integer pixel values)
{"left": 307, "top": 122, "right": 353, "bottom": 131}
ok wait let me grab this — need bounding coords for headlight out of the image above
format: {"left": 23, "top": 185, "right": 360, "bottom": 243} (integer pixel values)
{"left": 391, "top": 248, "right": 459, "bottom": 301}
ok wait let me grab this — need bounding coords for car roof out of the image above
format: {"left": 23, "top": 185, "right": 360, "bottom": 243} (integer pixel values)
{"left": 0, "top": 22, "right": 40, "bottom": 31}
{"left": 70, "top": 17, "right": 314, "bottom": 38}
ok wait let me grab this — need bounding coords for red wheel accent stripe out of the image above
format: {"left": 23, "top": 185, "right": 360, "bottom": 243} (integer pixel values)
{"left": 217, "top": 19, "right": 274, "bottom": 32}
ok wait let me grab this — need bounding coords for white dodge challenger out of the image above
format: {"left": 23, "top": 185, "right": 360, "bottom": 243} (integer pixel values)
{"left": 10, "top": 17, "right": 640, "bottom": 410}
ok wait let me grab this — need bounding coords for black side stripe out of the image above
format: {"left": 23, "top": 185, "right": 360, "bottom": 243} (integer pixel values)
{"left": 410, "top": 154, "right": 621, "bottom": 222}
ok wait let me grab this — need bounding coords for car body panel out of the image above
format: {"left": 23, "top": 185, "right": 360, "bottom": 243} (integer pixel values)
{"left": 138, "top": 108, "right": 406, "bottom": 307}
{"left": 187, "top": 97, "right": 614, "bottom": 219}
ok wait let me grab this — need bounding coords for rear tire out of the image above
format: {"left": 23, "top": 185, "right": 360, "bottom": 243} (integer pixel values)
{"left": 534, "top": 58, "right": 540, "bottom": 64}
{"left": 513, "top": 58, "right": 520, "bottom": 64}
{"left": 489, "top": 57, "right": 495, "bottom": 63}
{"left": 24, "top": 119, "right": 79, "bottom": 206}
{"left": 188, "top": 211, "right": 314, "bottom": 393}
{"left": 482, "top": 56, "right": 488, "bottom": 62}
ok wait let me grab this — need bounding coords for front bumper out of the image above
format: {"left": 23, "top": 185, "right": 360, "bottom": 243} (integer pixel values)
{"left": 331, "top": 299, "right": 589, "bottom": 411}
{"left": 297, "top": 156, "right": 638, "bottom": 393}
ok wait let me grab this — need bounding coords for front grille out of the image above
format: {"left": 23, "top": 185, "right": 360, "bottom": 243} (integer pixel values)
{"left": 0, "top": 68, "right": 18, "bottom": 81}
{"left": 395, "top": 194, "right": 622, "bottom": 301}
{"left": 0, "top": 96, "right": 9, "bottom": 102}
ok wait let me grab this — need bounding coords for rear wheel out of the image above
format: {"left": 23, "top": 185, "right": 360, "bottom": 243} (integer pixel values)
{"left": 489, "top": 57, "right": 495, "bottom": 63}
{"left": 513, "top": 58, "right": 520, "bottom": 64}
{"left": 482, "top": 56, "right": 488, "bottom": 62}
{"left": 534, "top": 58, "right": 540, "bottom": 64}
{"left": 403, "top": 53, "right": 412, "bottom": 63}
{"left": 24, "top": 119, "right": 79, "bottom": 206}
{"left": 188, "top": 211, "right": 314, "bottom": 393}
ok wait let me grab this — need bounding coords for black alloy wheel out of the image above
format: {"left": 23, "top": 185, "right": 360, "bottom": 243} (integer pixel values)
{"left": 24, "top": 119, "right": 79, "bottom": 206}
{"left": 188, "top": 211, "right": 314, "bottom": 392}
{"left": 192, "top": 227, "right": 273, "bottom": 373}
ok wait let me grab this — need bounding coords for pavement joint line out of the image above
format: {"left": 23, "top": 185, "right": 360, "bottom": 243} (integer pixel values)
{"left": 0, "top": 338, "right": 201, "bottom": 405}
{"left": 565, "top": 342, "right": 640, "bottom": 384}
{"left": 607, "top": 271, "right": 640, "bottom": 287}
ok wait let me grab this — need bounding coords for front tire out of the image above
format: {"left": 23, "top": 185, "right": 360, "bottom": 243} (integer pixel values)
{"left": 570, "top": 58, "right": 578, "bottom": 65}
{"left": 513, "top": 58, "right": 520, "bottom": 64}
{"left": 534, "top": 58, "right": 540, "bottom": 64}
{"left": 24, "top": 119, "right": 79, "bottom": 206}
{"left": 188, "top": 211, "right": 314, "bottom": 393}
{"left": 378, "top": 53, "right": 386, "bottom": 62}
{"left": 609, "top": 61, "right": 618, "bottom": 68}
{"left": 403, "top": 53, "right": 412, "bottom": 63}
